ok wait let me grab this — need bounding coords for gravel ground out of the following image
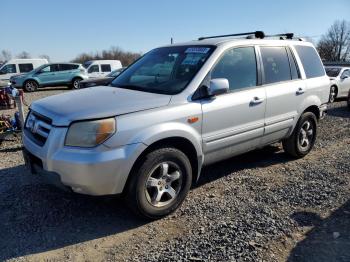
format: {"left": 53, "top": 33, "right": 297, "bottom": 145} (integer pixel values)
{"left": 0, "top": 87, "right": 349, "bottom": 261}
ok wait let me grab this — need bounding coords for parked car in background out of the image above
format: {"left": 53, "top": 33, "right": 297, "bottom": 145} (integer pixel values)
{"left": 79, "top": 67, "right": 126, "bottom": 88}
{"left": 10, "top": 63, "right": 88, "bottom": 92}
{"left": 84, "top": 60, "right": 122, "bottom": 78}
{"left": 0, "top": 59, "right": 48, "bottom": 86}
{"left": 325, "top": 66, "right": 350, "bottom": 103}
{"left": 23, "top": 32, "right": 329, "bottom": 218}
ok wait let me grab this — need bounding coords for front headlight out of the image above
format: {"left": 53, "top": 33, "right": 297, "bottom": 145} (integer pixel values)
{"left": 65, "top": 118, "right": 116, "bottom": 147}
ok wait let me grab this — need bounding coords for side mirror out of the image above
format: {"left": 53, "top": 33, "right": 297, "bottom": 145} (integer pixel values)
{"left": 207, "top": 78, "right": 229, "bottom": 96}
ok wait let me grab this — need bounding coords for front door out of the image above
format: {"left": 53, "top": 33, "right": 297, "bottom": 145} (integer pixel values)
{"left": 201, "top": 46, "right": 266, "bottom": 165}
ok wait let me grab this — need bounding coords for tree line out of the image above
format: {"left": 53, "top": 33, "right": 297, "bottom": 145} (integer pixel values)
{"left": 1, "top": 20, "right": 349, "bottom": 65}
{"left": 71, "top": 46, "right": 142, "bottom": 66}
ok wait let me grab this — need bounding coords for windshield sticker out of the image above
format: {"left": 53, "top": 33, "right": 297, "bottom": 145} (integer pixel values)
{"left": 185, "top": 47, "right": 210, "bottom": 54}
{"left": 182, "top": 54, "right": 203, "bottom": 65}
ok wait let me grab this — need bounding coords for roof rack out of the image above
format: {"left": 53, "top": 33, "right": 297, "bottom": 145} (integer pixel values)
{"left": 198, "top": 31, "right": 300, "bottom": 41}
{"left": 265, "top": 33, "right": 294, "bottom": 39}
{"left": 198, "top": 31, "right": 265, "bottom": 41}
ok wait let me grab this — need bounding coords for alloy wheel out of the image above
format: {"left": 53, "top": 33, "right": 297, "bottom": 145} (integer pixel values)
{"left": 145, "top": 162, "right": 183, "bottom": 208}
{"left": 298, "top": 120, "right": 314, "bottom": 151}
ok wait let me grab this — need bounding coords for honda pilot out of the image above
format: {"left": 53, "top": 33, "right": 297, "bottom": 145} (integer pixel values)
{"left": 22, "top": 31, "right": 329, "bottom": 218}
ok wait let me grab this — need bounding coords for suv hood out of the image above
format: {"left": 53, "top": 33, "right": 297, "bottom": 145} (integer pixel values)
{"left": 31, "top": 86, "right": 171, "bottom": 126}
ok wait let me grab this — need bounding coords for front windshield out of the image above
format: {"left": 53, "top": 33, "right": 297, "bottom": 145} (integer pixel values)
{"left": 110, "top": 45, "right": 215, "bottom": 95}
{"left": 326, "top": 67, "right": 341, "bottom": 77}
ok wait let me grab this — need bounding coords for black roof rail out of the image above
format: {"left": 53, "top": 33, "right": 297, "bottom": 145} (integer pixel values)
{"left": 198, "top": 31, "right": 265, "bottom": 41}
{"left": 265, "top": 33, "right": 294, "bottom": 39}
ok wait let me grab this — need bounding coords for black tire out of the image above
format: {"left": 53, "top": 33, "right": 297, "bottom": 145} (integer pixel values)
{"left": 70, "top": 77, "right": 82, "bottom": 89}
{"left": 126, "top": 147, "right": 192, "bottom": 219}
{"left": 329, "top": 85, "right": 337, "bottom": 103}
{"left": 23, "top": 80, "right": 38, "bottom": 92}
{"left": 282, "top": 112, "right": 317, "bottom": 158}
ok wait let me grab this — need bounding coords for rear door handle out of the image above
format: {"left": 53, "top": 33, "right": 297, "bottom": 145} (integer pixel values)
{"left": 250, "top": 96, "right": 264, "bottom": 105}
{"left": 296, "top": 87, "right": 305, "bottom": 95}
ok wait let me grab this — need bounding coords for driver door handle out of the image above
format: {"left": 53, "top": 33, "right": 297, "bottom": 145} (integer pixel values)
{"left": 250, "top": 96, "right": 264, "bottom": 105}
{"left": 296, "top": 87, "right": 305, "bottom": 95}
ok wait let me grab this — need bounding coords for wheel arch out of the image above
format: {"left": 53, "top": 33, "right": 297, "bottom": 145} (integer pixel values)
{"left": 123, "top": 136, "right": 202, "bottom": 195}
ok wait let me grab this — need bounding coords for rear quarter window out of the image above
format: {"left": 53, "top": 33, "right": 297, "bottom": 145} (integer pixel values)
{"left": 294, "top": 45, "right": 325, "bottom": 78}
{"left": 101, "top": 64, "right": 112, "bottom": 72}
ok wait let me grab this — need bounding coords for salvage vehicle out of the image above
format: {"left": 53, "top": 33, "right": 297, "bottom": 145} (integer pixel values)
{"left": 84, "top": 60, "right": 123, "bottom": 78}
{"left": 325, "top": 66, "right": 350, "bottom": 103}
{"left": 23, "top": 31, "right": 329, "bottom": 218}
{"left": 79, "top": 67, "right": 126, "bottom": 88}
{"left": 10, "top": 63, "right": 88, "bottom": 91}
{"left": 0, "top": 58, "right": 48, "bottom": 87}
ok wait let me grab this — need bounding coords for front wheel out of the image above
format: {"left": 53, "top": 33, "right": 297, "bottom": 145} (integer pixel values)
{"left": 126, "top": 147, "right": 192, "bottom": 219}
{"left": 282, "top": 112, "right": 317, "bottom": 158}
{"left": 24, "top": 80, "right": 38, "bottom": 92}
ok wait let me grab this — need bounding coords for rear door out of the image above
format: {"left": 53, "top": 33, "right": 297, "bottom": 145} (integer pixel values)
{"left": 201, "top": 46, "right": 266, "bottom": 164}
{"left": 259, "top": 45, "right": 304, "bottom": 145}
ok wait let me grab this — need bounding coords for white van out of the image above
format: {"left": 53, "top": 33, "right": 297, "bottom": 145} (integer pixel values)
{"left": 0, "top": 58, "right": 48, "bottom": 86}
{"left": 84, "top": 60, "right": 122, "bottom": 78}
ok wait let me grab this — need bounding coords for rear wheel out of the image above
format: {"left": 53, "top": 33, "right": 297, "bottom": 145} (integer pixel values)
{"left": 329, "top": 85, "right": 337, "bottom": 103}
{"left": 24, "top": 80, "right": 38, "bottom": 92}
{"left": 70, "top": 77, "right": 82, "bottom": 89}
{"left": 126, "top": 147, "right": 192, "bottom": 219}
{"left": 282, "top": 112, "right": 317, "bottom": 158}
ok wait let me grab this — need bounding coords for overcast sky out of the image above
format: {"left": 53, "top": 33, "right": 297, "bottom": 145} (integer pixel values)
{"left": 1, "top": 0, "right": 349, "bottom": 62}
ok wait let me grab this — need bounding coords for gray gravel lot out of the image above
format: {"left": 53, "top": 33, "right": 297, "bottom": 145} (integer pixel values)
{"left": 0, "top": 87, "right": 349, "bottom": 261}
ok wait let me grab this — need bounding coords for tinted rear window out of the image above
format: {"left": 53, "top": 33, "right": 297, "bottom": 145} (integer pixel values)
{"left": 19, "top": 63, "right": 34, "bottom": 73}
{"left": 294, "top": 45, "right": 325, "bottom": 78}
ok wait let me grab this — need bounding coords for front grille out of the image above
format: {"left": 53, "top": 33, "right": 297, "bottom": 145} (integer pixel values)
{"left": 25, "top": 111, "right": 52, "bottom": 146}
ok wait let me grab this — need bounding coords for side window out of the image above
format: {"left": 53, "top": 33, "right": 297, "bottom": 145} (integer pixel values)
{"left": 260, "top": 47, "right": 291, "bottom": 84}
{"left": 211, "top": 47, "right": 257, "bottom": 91}
{"left": 50, "top": 64, "right": 60, "bottom": 72}
{"left": 19, "top": 63, "right": 34, "bottom": 73}
{"left": 294, "top": 45, "right": 325, "bottom": 78}
{"left": 40, "top": 65, "right": 50, "bottom": 73}
{"left": 286, "top": 48, "right": 300, "bottom": 80}
{"left": 101, "top": 64, "right": 111, "bottom": 72}
{"left": 341, "top": 70, "right": 350, "bottom": 78}
{"left": 88, "top": 65, "right": 99, "bottom": 73}
{"left": 59, "top": 64, "right": 78, "bottom": 71}
{"left": 0, "top": 64, "right": 17, "bottom": 74}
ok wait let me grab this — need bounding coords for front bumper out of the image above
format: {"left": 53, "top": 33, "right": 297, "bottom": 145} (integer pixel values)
{"left": 23, "top": 127, "right": 147, "bottom": 195}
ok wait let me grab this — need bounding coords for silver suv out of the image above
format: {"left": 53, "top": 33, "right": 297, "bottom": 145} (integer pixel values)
{"left": 23, "top": 31, "right": 329, "bottom": 218}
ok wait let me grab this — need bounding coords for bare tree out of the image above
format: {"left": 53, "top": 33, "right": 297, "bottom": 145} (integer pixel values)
{"left": 317, "top": 20, "right": 350, "bottom": 61}
{"left": 39, "top": 54, "right": 50, "bottom": 62}
{"left": 1, "top": 50, "right": 12, "bottom": 61}
{"left": 17, "top": 51, "right": 31, "bottom": 59}
{"left": 72, "top": 46, "right": 142, "bottom": 66}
